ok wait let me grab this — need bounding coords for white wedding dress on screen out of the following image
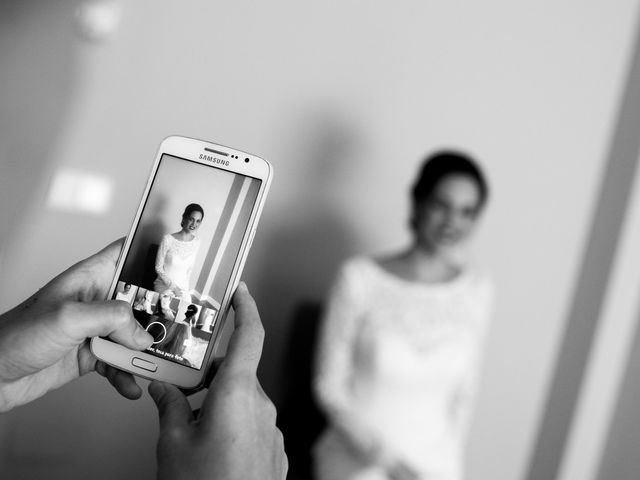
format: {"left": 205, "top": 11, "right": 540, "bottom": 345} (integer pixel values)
{"left": 154, "top": 234, "right": 201, "bottom": 302}
{"left": 313, "top": 256, "right": 493, "bottom": 480}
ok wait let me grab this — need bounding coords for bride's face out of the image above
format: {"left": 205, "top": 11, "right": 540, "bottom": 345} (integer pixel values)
{"left": 181, "top": 211, "right": 203, "bottom": 234}
{"left": 160, "top": 294, "right": 171, "bottom": 308}
{"left": 412, "top": 174, "right": 482, "bottom": 251}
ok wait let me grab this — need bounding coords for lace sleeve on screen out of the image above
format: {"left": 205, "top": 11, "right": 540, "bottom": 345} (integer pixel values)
{"left": 313, "top": 260, "right": 381, "bottom": 459}
{"left": 155, "top": 236, "right": 172, "bottom": 286}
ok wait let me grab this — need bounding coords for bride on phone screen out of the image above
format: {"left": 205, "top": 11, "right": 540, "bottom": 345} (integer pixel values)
{"left": 154, "top": 203, "right": 203, "bottom": 302}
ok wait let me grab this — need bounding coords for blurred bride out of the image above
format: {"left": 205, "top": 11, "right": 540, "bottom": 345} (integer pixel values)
{"left": 154, "top": 203, "right": 203, "bottom": 302}
{"left": 313, "top": 152, "right": 494, "bottom": 480}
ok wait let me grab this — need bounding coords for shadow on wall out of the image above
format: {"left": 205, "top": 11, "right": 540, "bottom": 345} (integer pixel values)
{"left": 0, "top": 0, "right": 82, "bottom": 255}
{"left": 120, "top": 194, "right": 169, "bottom": 287}
{"left": 278, "top": 301, "right": 327, "bottom": 480}
{"left": 249, "top": 111, "right": 363, "bottom": 480}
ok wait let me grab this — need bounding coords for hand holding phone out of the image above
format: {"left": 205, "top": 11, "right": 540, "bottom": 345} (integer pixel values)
{"left": 0, "top": 246, "right": 286, "bottom": 475}
{"left": 91, "top": 136, "right": 272, "bottom": 390}
{"left": 0, "top": 240, "right": 153, "bottom": 412}
{"left": 150, "top": 283, "right": 287, "bottom": 480}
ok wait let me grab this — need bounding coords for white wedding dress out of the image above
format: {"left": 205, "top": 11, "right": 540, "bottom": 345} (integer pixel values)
{"left": 313, "top": 256, "right": 493, "bottom": 480}
{"left": 154, "top": 234, "right": 201, "bottom": 302}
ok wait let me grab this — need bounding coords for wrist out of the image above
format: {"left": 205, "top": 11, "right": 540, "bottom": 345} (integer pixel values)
{"left": 335, "top": 422, "right": 386, "bottom": 464}
{"left": 0, "top": 380, "right": 20, "bottom": 413}
{"left": 0, "top": 384, "right": 8, "bottom": 413}
{"left": 364, "top": 439, "right": 396, "bottom": 468}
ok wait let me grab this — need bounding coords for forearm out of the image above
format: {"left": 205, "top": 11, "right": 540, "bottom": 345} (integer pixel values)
{"left": 0, "top": 356, "right": 77, "bottom": 413}
{"left": 314, "top": 372, "right": 383, "bottom": 461}
{"left": 155, "top": 240, "right": 173, "bottom": 287}
{"left": 329, "top": 410, "right": 381, "bottom": 459}
{"left": 154, "top": 259, "right": 173, "bottom": 287}
{"left": 155, "top": 270, "right": 174, "bottom": 287}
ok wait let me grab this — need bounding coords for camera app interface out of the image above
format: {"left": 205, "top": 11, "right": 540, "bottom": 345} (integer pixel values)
{"left": 112, "top": 154, "right": 262, "bottom": 369}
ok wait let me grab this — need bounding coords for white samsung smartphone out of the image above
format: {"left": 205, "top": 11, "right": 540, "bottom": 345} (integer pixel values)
{"left": 91, "top": 135, "right": 272, "bottom": 390}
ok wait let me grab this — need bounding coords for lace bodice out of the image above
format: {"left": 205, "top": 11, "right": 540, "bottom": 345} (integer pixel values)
{"left": 154, "top": 234, "right": 201, "bottom": 293}
{"left": 313, "top": 256, "right": 494, "bottom": 480}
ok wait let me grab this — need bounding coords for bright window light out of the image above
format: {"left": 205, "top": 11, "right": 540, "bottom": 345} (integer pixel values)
{"left": 47, "top": 168, "right": 113, "bottom": 215}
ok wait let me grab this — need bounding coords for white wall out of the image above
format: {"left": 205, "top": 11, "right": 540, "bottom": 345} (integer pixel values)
{"left": 0, "top": 1, "right": 638, "bottom": 479}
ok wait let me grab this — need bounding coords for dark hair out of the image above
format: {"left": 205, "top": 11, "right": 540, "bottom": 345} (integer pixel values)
{"left": 186, "top": 304, "right": 198, "bottom": 314}
{"left": 411, "top": 150, "right": 489, "bottom": 210}
{"left": 182, "top": 203, "right": 204, "bottom": 220}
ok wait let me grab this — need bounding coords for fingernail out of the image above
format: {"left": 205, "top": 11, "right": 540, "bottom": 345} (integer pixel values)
{"left": 134, "top": 328, "right": 154, "bottom": 348}
{"left": 238, "top": 281, "right": 248, "bottom": 293}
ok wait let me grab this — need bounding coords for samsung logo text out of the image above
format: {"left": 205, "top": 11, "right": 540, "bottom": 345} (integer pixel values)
{"left": 199, "top": 154, "right": 229, "bottom": 166}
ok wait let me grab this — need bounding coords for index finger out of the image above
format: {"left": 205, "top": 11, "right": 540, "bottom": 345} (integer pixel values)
{"left": 217, "top": 282, "right": 265, "bottom": 379}
{"left": 89, "top": 237, "right": 126, "bottom": 266}
{"left": 77, "top": 237, "right": 125, "bottom": 281}
{"left": 36, "top": 238, "right": 126, "bottom": 303}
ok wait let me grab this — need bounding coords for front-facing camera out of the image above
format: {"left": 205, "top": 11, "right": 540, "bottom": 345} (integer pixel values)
{"left": 244, "top": 158, "right": 250, "bottom": 163}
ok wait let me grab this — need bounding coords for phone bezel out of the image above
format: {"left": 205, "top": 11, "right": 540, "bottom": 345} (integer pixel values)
{"left": 90, "top": 135, "right": 272, "bottom": 389}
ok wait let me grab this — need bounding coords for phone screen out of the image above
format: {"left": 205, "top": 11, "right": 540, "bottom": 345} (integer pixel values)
{"left": 111, "top": 153, "right": 262, "bottom": 369}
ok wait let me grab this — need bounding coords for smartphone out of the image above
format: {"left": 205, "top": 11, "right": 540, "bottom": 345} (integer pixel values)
{"left": 91, "top": 135, "right": 272, "bottom": 390}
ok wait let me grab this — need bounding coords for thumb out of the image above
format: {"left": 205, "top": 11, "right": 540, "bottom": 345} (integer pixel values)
{"left": 59, "top": 300, "right": 153, "bottom": 350}
{"left": 149, "top": 381, "right": 193, "bottom": 430}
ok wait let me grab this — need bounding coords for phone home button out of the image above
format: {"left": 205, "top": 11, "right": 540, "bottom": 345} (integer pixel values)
{"left": 132, "top": 357, "right": 158, "bottom": 373}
